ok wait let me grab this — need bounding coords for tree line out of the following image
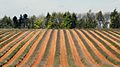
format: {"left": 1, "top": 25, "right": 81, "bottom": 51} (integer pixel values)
{"left": 0, "top": 9, "right": 120, "bottom": 29}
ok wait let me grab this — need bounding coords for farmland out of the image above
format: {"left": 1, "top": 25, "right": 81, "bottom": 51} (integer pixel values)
{"left": 0, "top": 29, "right": 120, "bottom": 67}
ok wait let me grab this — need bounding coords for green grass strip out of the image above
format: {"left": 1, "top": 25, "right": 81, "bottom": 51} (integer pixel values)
{"left": 24, "top": 30, "right": 48, "bottom": 66}
{"left": 11, "top": 31, "right": 41, "bottom": 66}
{"left": 0, "top": 32, "right": 29, "bottom": 57}
{"left": 93, "top": 30, "right": 120, "bottom": 59}
{"left": 87, "top": 30, "right": 120, "bottom": 65}
{"left": 53, "top": 30, "right": 60, "bottom": 67}
{"left": 38, "top": 30, "right": 54, "bottom": 67}
{"left": 0, "top": 32, "right": 17, "bottom": 43}
{"left": 0, "top": 31, "right": 35, "bottom": 65}
{"left": 70, "top": 29, "right": 93, "bottom": 67}
{"left": 75, "top": 29, "right": 101, "bottom": 64}
{"left": 63, "top": 30, "right": 77, "bottom": 67}
{"left": 0, "top": 32, "right": 23, "bottom": 49}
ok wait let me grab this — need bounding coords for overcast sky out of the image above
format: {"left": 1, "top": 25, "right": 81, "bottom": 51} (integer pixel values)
{"left": 0, "top": 0, "right": 120, "bottom": 18}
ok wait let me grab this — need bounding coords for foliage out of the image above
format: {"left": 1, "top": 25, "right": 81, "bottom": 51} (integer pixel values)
{"left": 34, "top": 17, "right": 44, "bottom": 29}
{"left": 0, "top": 16, "right": 13, "bottom": 28}
{"left": 110, "top": 9, "right": 120, "bottom": 28}
{"left": 0, "top": 10, "right": 120, "bottom": 29}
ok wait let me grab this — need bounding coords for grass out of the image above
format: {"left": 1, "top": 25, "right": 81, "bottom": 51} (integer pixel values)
{"left": 63, "top": 30, "right": 77, "bottom": 67}
{"left": 100, "top": 30, "right": 120, "bottom": 44}
{"left": 87, "top": 30, "right": 120, "bottom": 65}
{"left": 11, "top": 31, "right": 41, "bottom": 66}
{"left": 93, "top": 30, "right": 120, "bottom": 59}
{"left": 38, "top": 30, "right": 54, "bottom": 67}
{"left": 0, "top": 31, "right": 34, "bottom": 65}
{"left": 107, "top": 30, "right": 120, "bottom": 39}
{"left": 70, "top": 29, "right": 93, "bottom": 67}
{"left": 0, "top": 32, "right": 23, "bottom": 49}
{"left": 0, "top": 32, "right": 16, "bottom": 43}
{"left": 0, "top": 32, "right": 28, "bottom": 57}
{"left": 110, "top": 30, "right": 120, "bottom": 35}
{"left": 81, "top": 30, "right": 114, "bottom": 66}
{"left": 24, "top": 30, "right": 48, "bottom": 66}
{"left": 75, "top": 29, "right": 101, "bottom": 64}
{"left": 0, "top": 32, "right": 10, "bottom": 39}
{"left": 54, "top": 30, "right": 60, "bottom": 67}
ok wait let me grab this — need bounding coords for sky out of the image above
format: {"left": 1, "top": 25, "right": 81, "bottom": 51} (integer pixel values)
{"left": 0, "top": 0, "right": 120, "bottom": 18}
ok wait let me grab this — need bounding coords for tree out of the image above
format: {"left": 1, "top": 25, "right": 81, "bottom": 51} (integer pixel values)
{"left": 23, "top": 14, "right": 29, "bottom": 28}
{"left": 19, "top": 14, "right": 23, "bottom": 28}
{"left": 29, "top": 15, "right": 36, "bottom": 28}
{"left": 96, "top": 11, "right": 104, "bottom": 21}
{"left": 0, "top": 16, "right": 13, "bottom": 28}
{"left": 62, "top": 12, "right": 72, "bottom": 29}
{"left": 13, "top": 16, "right": 18, "bottom": 28}
{"left": 110, "top": 9, "right": 120, "bottom": 28}
{"left": 45, "top": 12, "right": 51, "bottom": 27}
{"left": 34, "top": 18, "right": 43, "bottom": 29}
{"left": 96, "top": 11, "right": 104, "bottom": 28}
{"left": 86, "top": 10, "right": 97, "bottom": 28}
{"left": 71, "top": 13, "right": 77, "bottom": 28}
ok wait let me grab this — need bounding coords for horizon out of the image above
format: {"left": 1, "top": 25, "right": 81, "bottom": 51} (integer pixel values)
{"left": 0, "top": 0, "right": 120, "bottom": 18}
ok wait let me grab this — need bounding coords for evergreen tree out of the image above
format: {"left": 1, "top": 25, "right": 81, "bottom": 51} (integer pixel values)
{"left": 13, "top": 16, "right": 18, "bottom": 28}
{"left": 96, "top": 11, "right": 104, "bottom": 21}
{"left": 62, "top": 12, "right": 72, "bottom": 28}
{"left": 71, "top": 13, "right": 77, "bottom": 28}
{"left": 29, "top": 15, "right": 36, "bottom": 28}
{"left": 0, "top": 16, "right": 12, "bottom": 28}
{"left": 86, "top": 10, "right": 97, "bottom": 28}
{"left": 110, "top": 9, "right": 120, "bottom": 28}
{"left": 45, "top": 12, "right": 51, "bottom": 27}
{"left": 19, "top": 14, "right": 23, "bottom": 28}
{"left": 96, "top": 11, "right": 104, "bottom": 28}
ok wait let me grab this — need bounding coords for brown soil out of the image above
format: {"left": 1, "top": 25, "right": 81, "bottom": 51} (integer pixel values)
{"left": 0, "top": 32, "right": 13, "bottom": 41}
{"left": 66, "top": 30, "right": 84, "bottom": 67}
{"left": 96, "top": 30, "right": 120, "bottom": 48}
{"left": 109, "top": 31, "right": 120, "bottom": 38}
{"left": 104, "top": 31, "right": 120, "bottom": 40}
{"left": 0, "top": 32, "right": 14, "bottom": 45}
{"left": 72, "top": 29, "right": 100, "bottom": 67}
{"left": 2, "top": 31, "right": 40, "bottom": 67}
{"left": 0, "top": 32, "right": 23, "bottom": 52}
{"left": 16, "top": 30, "right": 47, "bottom": 67}
{"left": 0, "top": 31, "right": 33, "bottom": 62}
{"left": 82, "top": 30, "right": 116, "bottom": 66}
{"left": 0, "top": 32, "right": 10, "bottom": 37}
{"left": 90, "top": 30, "right": 120, "bottom": 62}
{"left": 45, "top": 30, "right": 58, "bottom": 67}
{"left": 102, "top": 31, "right": 120, "bottom": 53}
{"left": 59, "top": 30, "right": 69, "bottom": 67}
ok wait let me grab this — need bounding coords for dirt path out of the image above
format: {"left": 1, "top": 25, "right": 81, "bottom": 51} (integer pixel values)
{"left": 0, "top": 32, "right": 21, "bottom": 46}
{"left": 72, "top": 29, "right": 100, "bottom": 67}
{"left": 45, "top": 30, "right": 58, "bottom": 67}
{"left": 16, "top": 30, "right": 47, "bottom": 67}
{"left": 90, "top": 30, "right": 120, "bottom": 62}
{"left": 97, "top": 31, "right": 120, "bottom": 54}
{"left": 0, "top": 32, "right": 14, "bottom": 41}
{"left": 2, "top": 31, "right": 40, "bottom": 67}
{"left": 59, "top": 30, "right": 69, "bottom": 67}
{"left": 96, "top": 30, "right": 120, "bottom": 47}
{"left": 31, "top": 30, "right": 51, "bottom": 67}
{"left": 0, "top": 32, "right": 23, "bottom": 52}
{"left": 66, "top": 30, "right": 84, "bottom": 67}
{"left": 82, "top": 30, "right": 116, "bottom": 66}
{"left": 102, "top": 31, "right": 120, "bottom": 45}
{"left": 0, "top": 31, "right": 33, "bottom": 62}
{"left": 0, "top": 31, "right": 10, "bottom": 37}
{"left": 109, "top": 31, "right": 120, "bottom": 38}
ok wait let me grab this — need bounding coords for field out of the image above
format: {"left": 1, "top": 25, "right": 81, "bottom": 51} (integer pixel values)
{"left": 0, "top": 29, "right": 120, "bottom": 67}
